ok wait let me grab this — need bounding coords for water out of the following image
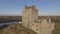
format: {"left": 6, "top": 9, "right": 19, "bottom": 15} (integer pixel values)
{"left": 0, "top": 21, "right": 22, "bottom": 27}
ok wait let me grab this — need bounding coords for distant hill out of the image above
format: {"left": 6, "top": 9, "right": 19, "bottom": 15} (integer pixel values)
{"left": 0, "top": 16, "right": 22, "bottom": 23}
{"left": 0, "top": 16, "right": 60, "bottom": 23}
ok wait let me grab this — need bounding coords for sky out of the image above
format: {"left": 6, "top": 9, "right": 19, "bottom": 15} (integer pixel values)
{"left": 0, "top": 0, "right": 60, "bottom": 16}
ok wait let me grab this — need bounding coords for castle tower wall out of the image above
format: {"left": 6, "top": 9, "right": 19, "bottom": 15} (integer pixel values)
{"left": 22, "top": 6, "right": 38, "bottom": 27}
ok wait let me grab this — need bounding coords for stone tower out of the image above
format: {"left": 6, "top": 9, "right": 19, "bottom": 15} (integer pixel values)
{"left": 22, "top": 5, "right": 55, "bottom": 34}
{"left": 22, "top": 5, "right": 38, "bottom": 27}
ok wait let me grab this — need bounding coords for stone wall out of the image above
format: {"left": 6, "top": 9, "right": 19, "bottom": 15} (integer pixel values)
{"left": 22, "top": 5, "right": 38, "bottom": 27}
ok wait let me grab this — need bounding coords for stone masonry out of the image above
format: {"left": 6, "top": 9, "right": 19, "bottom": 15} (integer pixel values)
{"left": 22, "top": 5, "right": 55, "bottom": 34}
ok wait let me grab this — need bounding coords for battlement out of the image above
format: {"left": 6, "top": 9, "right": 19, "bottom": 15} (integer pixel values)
{"left": 24, "top": 5, "right": 36, "bottom": 9}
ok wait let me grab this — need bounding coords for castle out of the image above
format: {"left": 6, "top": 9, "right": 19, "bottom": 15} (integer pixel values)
{"left": 22, "top": 5, "right": 55, "bottom": 34}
